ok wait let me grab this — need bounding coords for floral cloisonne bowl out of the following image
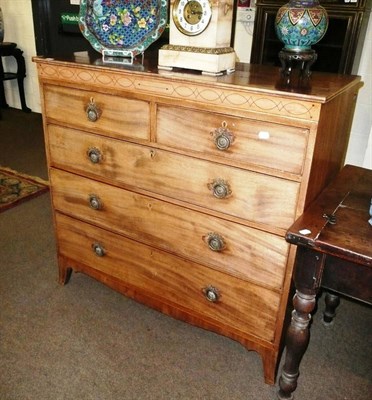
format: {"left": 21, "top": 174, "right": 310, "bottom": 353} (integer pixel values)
{"left": 79, "top": 0, "right": 168, "bottom": 59}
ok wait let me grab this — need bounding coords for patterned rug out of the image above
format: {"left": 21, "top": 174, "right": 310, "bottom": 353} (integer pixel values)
{"left": 0, "top": 167, "right": 49, "bottom": 212}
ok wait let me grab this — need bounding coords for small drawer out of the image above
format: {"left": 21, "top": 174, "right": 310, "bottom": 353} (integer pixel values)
{"left": 157, "top": 105, "right": 308, "bottom": 175}
{"left": 55, "top": 213, "right": 280, "bottom": 342}
{"left": 50, "top": 169, "right": 290, "bottom": 290}
{"left": 44, "top": 84, "right": 150, "bottom": 141}
{"left": 48, "top": 125, "right": 300, "bottom": 230}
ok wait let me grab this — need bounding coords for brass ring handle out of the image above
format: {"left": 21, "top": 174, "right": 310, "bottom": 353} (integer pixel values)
{"left": 202, "top": 286, "right": 220, "bottom": 303}
{"left": 88, "top": 194, "right": 102, "bottom": 210}
{"left": 208, "top": 179, "right": 232, "bottom": 199}
{"left": 87, "top": 147, "right": 102, "bottom": 164}
{"left": 86, "top": 97, "right": 101, "bottom": 122}
{"left": 205, "top": 232, "right": 225, "bottom": 252}
{"left": 212, "top": 122, "right": 234, "bottom": 151}
{"left": 92, "top": 243, "right": 106, "bottom": 257}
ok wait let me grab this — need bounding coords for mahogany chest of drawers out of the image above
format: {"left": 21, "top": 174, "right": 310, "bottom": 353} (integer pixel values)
{"left": 34, "top": 55, "right": 362, "bottom": 385}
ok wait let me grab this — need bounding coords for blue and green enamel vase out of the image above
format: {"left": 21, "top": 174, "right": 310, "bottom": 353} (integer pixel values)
{"left": 275, "top": 0, "right": 328, "bottom": 52}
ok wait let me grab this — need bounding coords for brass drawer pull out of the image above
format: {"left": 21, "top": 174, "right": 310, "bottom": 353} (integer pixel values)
{"left": 208, "top": 178, "right": 232, "bottom": 199}
{"left": 86, "top": 97, "right": 101, "bottom": 122}
{"left": 87, "top": 147, "right": 102, "bottom": 164}
{"left": 92, "top": 242, "right": 106, "bottom": 257}
{"left": 205, "top": 232, "right": 225, "bottom": 252}
{"left": 88, "top": 194, "right": 102, "bottom": 210}
{"left": 203, "top": 286, "right": 220, "bottom": 303}
{"left": 212, "top": 121, "right": 234, "bottom": 151}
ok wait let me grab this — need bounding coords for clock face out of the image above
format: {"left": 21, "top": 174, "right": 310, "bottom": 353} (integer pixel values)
{"left": 173, "top": 0, "right": 212, "bottom": 36}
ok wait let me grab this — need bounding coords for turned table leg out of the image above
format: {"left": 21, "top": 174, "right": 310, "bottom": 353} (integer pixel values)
{"left": 13, "top": 47, "right": 31, "bottom": 113}
{"left": 277, "top": 247, "right": 325, "bottom": 400}
{"left": 323, "top": 292, "right": 340, "bottom": 326}
{"left": 277, "top": 290, "right": 317, "bottom": 399}
{"left": 0, "top": 56, "right": 7, "bottom": 109}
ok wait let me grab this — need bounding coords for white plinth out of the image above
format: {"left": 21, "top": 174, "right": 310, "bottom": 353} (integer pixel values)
{"left": 158, "top": 47, "right": 236, "bottom": 76}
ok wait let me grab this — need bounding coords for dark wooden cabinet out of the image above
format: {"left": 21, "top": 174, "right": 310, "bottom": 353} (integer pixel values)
{"left": 250, "top": 0, "right": 370, "bottom": 74}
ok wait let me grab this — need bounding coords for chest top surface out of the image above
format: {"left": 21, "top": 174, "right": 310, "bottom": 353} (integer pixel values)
{"left": 33, "top": 53, "right": 362, "bottom": 102}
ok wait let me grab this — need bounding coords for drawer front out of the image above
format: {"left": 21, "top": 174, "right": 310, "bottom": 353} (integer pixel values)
{"left": 55, "top": 213, "right": 280, "bottom": 342}
{"left": 48, "top": 125, "right": 300, "bottom": 230}
{"left": 44, "top": 84, "right": 150, "bottom": 141}
{"left": 157, "top": 106, "right": 308, "bottom": 175}
{"left": 50, "top": 168, "right": 289, "bottom": 290}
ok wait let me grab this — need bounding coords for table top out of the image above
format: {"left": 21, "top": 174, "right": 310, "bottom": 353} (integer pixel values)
{"left": 0, "top": 42, "right": 16, "bottom": 49}
{"left": 33, "top": 54, "right": 362, "bottom": 104}
{"left": 286, "top": 165, "right": 372, "bottom": 267}
{"left": 0, "top": 42, "right": 18, "bottom": 57}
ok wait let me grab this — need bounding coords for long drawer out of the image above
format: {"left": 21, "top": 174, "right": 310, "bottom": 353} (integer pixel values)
{"left": 55, "top": 212, "right": 281, "bottom": 342}
{"left": 43, "top": 84, "right": 150, "bottom": 141}
{"left": 50, "top": 168, "right": 289, "bottom": 290}
{"left": 47, "top": 125, "right": 300, "bottom": 230}
{"left": 157, "top": 105, "right": 308, "bottom": 175}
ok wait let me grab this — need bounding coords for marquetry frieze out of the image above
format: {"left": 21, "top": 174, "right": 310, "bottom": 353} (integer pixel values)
{"left": 36, "top": 61, "right": 321, "bottom": 122}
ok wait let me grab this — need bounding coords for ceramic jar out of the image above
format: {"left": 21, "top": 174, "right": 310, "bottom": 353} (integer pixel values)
{"left": 275, "top": 0, "right": 328, "bottom": 52}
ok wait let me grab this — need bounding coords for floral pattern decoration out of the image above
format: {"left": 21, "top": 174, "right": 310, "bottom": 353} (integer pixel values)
{"left": 79, "top": 0, "right": 168, "bottom": 56}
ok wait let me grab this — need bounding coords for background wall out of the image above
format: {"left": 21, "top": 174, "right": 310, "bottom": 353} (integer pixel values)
{"left": 345, "top": 14, "right": 372, "bottom": 168}
{"left": 0, "top": 0, "right": 371, "bottom": 169}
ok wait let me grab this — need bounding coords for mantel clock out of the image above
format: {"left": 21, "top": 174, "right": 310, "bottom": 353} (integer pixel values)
{"left": 158, "top": 0, "right": 236, "bottom": 75}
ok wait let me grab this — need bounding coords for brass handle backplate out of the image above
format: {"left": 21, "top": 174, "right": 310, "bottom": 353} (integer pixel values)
{"left": 205, "top": 232, "right": 225, "bottom": 252}
{"left": 92, "top": 242, "right": 106, "bottom": 257}
{"left": 86, "top": 97, "right": 101, "bottom": 122}
{"left": 208, "top": 178, "right": 232, "bottom": 199}
{"left": 87, "top": 147, "right": 102, "bottom": 164}
{"left": 88, "top": 194, "right": 102, "bottom": 210}
{"left": 202, "top": 286, "right": 220, "bottom": 303}
{"left": 212, "top": 121, "right": 234, "bottom": 151}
